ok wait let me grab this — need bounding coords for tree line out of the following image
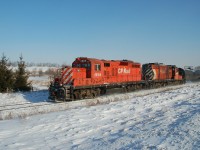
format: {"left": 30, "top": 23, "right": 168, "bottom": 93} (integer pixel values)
{"left": 10, "top": 61, "right": 60, "bottom": 67}
{"left": 0, "top": 54, "right": 31, "bottom": 92}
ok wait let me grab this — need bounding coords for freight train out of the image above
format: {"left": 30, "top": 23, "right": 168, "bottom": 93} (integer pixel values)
{"left": 48, "top": 57, "right": 186, "bottom": 101}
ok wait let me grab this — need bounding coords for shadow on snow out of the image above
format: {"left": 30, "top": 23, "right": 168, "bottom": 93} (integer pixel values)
{"left": 21, "top": 90, "right": 49, "bottom": 103}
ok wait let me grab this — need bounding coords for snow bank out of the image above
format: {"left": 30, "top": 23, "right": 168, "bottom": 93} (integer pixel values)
{"left": 0, "top": 82, "right": 200, "bottom": 149}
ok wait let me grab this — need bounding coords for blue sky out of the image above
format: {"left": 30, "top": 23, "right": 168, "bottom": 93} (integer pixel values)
{"left": 0, "top": 0, "right": 199, "bottom": 67}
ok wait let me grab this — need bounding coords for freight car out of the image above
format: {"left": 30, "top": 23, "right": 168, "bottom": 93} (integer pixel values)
{"left": 48, "top": 57, "right": 185, "bottom": 101}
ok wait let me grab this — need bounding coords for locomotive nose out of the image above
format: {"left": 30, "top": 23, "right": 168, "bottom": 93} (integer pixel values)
{"left": 61, "top": 66, "right": 74, "bottom": 85}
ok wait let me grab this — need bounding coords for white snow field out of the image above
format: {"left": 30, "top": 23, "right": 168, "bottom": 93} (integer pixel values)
{"left": 28, "top": 75, "right": 50, "bottom": 90}
{"left": 0, "top": 82, "right": 200, "bottom": 149}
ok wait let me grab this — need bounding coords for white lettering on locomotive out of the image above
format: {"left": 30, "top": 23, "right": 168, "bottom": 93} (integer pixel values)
{"left": 118, "top": 68, "right": 130, "bottom": 74}
{"left": 94, "top": 73, "right": 101, "bottom": 77}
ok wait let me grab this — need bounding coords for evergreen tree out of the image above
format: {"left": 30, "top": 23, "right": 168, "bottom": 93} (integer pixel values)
{"left": 0, "top": 54, "right": 14, "bottom": 92}
{"left": 13, "top": 55, "right": 32, "bottom": 91}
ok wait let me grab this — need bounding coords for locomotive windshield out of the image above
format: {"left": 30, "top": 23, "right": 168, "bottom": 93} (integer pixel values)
{"left": 72, "top": 63, "right": 91, "bottom": 69}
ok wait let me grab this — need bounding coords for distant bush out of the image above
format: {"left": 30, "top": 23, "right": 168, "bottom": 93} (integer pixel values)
{"left": 10, "top": 61, "right": 60, "bottom": 67}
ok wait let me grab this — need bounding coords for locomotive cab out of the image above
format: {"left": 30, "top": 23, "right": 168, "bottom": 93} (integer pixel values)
{"left": 72, "top": 57, "right": 92, "bottom": 78}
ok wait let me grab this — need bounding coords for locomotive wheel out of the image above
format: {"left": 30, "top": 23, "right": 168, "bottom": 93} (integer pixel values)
{"left": 96, "top": 88, "right": 101, "bottom": 96}
{"left": 73, "top": 92, "right": 79, "bottom": 100}
{"left": 122, "top": 86, "right": 127, "bottom": 92}
{"left": 58, "top": 87, "right": 66, "bottom": 100}
{"left": 91, "top": 91, "right": 97, "bottom": 98}
{"left": 127, "top": 86, "right": 131, "bottom": 92}
{"left": 100, "top": 88, "right": 106, "bottom": 95}
{"left": 79, "top": 94, "right": 83, "bottom": 99}
{"left": 74, "top": 91, "right": 83, "bottom": 100}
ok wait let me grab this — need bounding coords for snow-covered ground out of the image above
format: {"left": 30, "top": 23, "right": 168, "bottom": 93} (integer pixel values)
{"left": 0, "top": 82, "right": 200, "bottom": 149}
{"left": 28, "top": 76, "right": 50, "bottom": 90}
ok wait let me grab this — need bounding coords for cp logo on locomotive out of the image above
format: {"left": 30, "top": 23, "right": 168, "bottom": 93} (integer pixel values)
{"left": 118, "top": 68, "right": 130, "bottom": 74}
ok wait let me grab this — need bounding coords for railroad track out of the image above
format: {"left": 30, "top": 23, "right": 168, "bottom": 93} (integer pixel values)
{"left": 0, "top": 101, "right": 56, "bottom": 112}
{"left": 0, "top": 102, "right": 32, "bottom": 108}
{"left": 0, "top": 100, "right": 69, "bottom": 120}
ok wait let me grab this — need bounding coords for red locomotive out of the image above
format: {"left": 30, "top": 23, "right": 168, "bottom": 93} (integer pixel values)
{"left": 142, "top": 63, "right": 184, "bottom": 81}
{"left": 49, "top": 57, "right": 185, "bottom": 101}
